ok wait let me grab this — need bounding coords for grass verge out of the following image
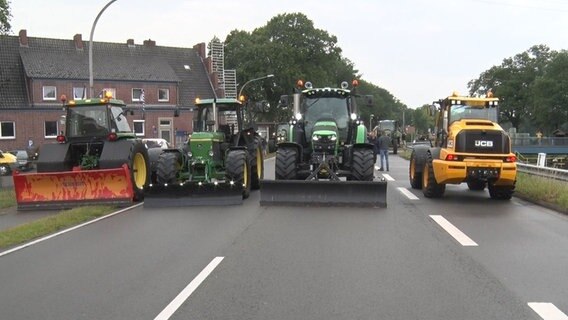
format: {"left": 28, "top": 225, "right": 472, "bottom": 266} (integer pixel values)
{"left": 0, "top": 205, "right": 116, "bottom": 250}
{"left": 0, "top": 188, "right": 16, "bottom": 210}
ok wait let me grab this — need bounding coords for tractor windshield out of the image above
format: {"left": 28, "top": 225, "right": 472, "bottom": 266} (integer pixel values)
{"left": 110, "top": 106, "right": 132, "bottom": 133}
{"left": 449, "top": 104, "right": 498, "bottom": 124}
{"left": 66, "top": 106, "right": 110, "bottom": 137}
{"left": 194, "top": 104, "right": 239, "bottom": 135}
{"left": 303, "top": 96, "right": 349, "bottom": 140}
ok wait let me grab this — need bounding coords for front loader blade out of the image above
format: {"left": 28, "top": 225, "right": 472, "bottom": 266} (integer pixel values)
{"left": 259, "top": 179, "right": 387, "bottom": 207}
{"left": 143, "top": 182, "right": 244, "bottom": 207}
{"left": 13, "top": 164, "right": 134, "bottom": 210}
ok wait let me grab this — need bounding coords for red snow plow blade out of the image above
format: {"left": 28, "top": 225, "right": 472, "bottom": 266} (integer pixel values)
{"left": 13, "top": 164, "right": 134, "bottom": 210}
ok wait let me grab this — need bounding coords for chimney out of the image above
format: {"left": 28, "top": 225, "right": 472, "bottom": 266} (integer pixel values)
{"left": 143, "top": 39, "right": 156, "bottom": 47}
{"left": 74, "top": 34, "right": 83, "bottom": 50}
{"left": 127, "top": 39, "right": 135, "bottom": 47}
{"left": 19, "top": 29, "right": 28, "bottom": 47}
{"left": 193, "top": 43, "right": 206, "bottom": 59}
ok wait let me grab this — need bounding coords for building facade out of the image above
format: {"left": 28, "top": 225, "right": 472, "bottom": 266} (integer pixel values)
{"left": 0, "top": 30, "right": 226, "bottom": 152}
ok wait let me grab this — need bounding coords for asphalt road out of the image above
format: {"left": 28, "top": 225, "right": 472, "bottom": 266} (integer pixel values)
{"left": 0, "top": 154, "right": 566, "bottom": 319}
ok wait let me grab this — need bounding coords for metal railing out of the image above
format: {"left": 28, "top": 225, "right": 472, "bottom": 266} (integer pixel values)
{"left": 516, "top": 163, "right": 568, "bottom": 182}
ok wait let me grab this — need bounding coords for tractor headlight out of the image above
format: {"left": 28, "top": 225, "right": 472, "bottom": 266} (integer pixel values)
{"left": 208, "top": 150, "right": 214, "bottom": 157}
{"left": 330, "top": 135, "right": 337, "bottom": 141}
{"left": 312, "top": 135, "right": 320, "bottom": 141}
{"left": 295, "top": 113, "right": 302, "bottom": 120}
{"left": 187, "top": 151, "right": 192, "bottom": 157}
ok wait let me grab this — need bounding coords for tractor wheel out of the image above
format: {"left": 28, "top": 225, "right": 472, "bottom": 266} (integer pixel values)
{"left": 467, "top": 180, "right": 486, "bottom": 191}
{"left": 488, "top": 181, "right": 514, "bottom": 200}
{"left": 156, "top": 152, "right": 181, "bottom": 184}
{"left": 250, "top": 140, "right": 264, "bottom": 190}
{"left": 275, "top": 147, "right": 297, "bottom": 180}
{"left": 422, "top": 152, "right": 445, "bottom": 198}
{"left": 129, "top": 142, "right": 150, "bottom": 201}
{"left": 409, "top": 150, "right": 422, "bottom": 189}
{"left": 226, "top": 149, "right": 251, "bottom": 199}
{"left": 351, "top": 148, "right": 374, "bottom": 181}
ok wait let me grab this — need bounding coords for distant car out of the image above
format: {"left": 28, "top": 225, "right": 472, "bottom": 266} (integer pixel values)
{"left": 9, "top": 150, "right": 35, "bottom": 172}
{"left": 0, "top": 150, "right": 18, "bottom": 176}
{"left": 142, "top": 138, "right": 171, "bottom": 150}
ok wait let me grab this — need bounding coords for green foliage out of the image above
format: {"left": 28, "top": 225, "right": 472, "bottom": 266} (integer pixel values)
{"left": 0, "top": 206, "right": 116, "bottom": 249}
{"left": 515, "top": 173, "right": 568, "bottom": 213}
{"left": 467, "top": 45, "right": 565, "bottom": 133}
{"left": 223, "top": 13, "right": 406, "bottom": 125}
{"left": 0, "top": 0, "right": 11, "bottom": 35}
{"left": 0, "top": 188, "right": 16, "bottom": 209}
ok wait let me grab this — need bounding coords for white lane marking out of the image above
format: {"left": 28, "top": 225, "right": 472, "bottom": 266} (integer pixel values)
{"left": 397, "top": 187, "right": 419, "bottom": 200}
{"left": 382, "top": 174, "right": 395, "bottom": 181}
{"left": 429, "top": 215, "right": 478, "bottom": 246}
{"left": 0, "top": 203, "right": 143, "bottom": 258}
{"left": 155, "top": 257, "right": 224, "bottom": 320}
{"left": 528, "top": 303, "right": 568, "bottom": 320}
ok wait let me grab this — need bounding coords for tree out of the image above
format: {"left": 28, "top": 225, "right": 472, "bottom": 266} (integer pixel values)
{"left": 468, "top": 45, "right": 555, "bottom": 131}
{"left": 0, "top": 0, "right": 11, "bottom": 35}
{"left": 533, "top": 50, "right": 568, "bottom": 132}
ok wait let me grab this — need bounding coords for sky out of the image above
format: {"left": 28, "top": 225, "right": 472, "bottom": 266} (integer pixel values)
{"left": 8, "top": 0, "right": 568, "bottom": 108}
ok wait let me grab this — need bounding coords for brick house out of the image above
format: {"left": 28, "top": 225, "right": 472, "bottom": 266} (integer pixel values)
{"left": 0, "top": 30, "right": 226, "bottom": 152}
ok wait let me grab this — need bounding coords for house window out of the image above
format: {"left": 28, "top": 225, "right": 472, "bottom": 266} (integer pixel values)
{"left": 0, "top": 121, "right": 15, "bottom": 139}
{"left": 73, "top": 87, "right": 86, "bottom": 100}
{"left": 43, "top": 86, "right": 56, "bottom": 101}
{"left": 133, "top": 120, "right": 145, "bottom": 136}
{"left": 103, "top": 88, "right": 116, "bottom": 99}
{"left": 158, "top": 88, "right": 169, "bottom": 102}
{"left": 132, "top": 88, "right": 144, "bottom": 102}
{"left": 45, "top": 121, "right": 58, "bottom": 138}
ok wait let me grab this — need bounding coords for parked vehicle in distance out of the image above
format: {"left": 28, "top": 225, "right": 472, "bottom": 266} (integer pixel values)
{"left": 10, "top": 150, "right": 35, "bottom": 172}
{"left": 142, "top": 138, "right": 171, "bottom": 149}
{"left": 0, "top": 150, "right": 18, "bottom": 176}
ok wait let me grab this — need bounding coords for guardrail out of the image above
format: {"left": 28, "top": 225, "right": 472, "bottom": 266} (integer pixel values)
{"left": 516, "top": 163, "right": 568, "bottom": 182}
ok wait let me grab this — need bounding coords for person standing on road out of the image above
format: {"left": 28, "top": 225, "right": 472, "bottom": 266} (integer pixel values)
{"left": 377, "top": 130, "right": 390, "bottom": 171}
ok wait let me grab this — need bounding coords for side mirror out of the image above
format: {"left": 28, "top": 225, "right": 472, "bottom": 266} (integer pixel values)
{"left": 255, "top": 101, "right": 270, "bottom": 113}
{"left": 174, "top": 108, "right": 180, "bottom": 117}
{"left": 206, "top": 120, "right": 215, "bottom": 126}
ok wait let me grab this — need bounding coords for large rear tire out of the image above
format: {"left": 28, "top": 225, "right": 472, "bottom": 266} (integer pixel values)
{"left": 409, "top": 150, "right": 422, "bottom": 189}
{"left": 226, "top": 149, "right": 251, "bottom": 199}
{"left": 351, "top": 148, "right": 374, "bottom": 181}
{"left": 129, "top": 142, "right": 150, "bottom": 201}
{"left": 488, "top": 181, "right": 514, "bottom": 200}
{"left": 275, "top": 147, "right": 297, "bottom": 180}
{"left": 156, "top": 152, "right": 181, "bottom": 184}
{"left": 422, "top": 152, "right": 445, "bottom": 198}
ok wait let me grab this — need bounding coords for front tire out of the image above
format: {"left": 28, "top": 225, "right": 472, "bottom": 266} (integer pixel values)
{"left": 422, "top": 152, "right": 445, "bottom": 198}
{"left": 250, "top": 140, "right": 264, "bottom": 190}
{"left": 129, "top": 142, "right": 150, "bottom": 201}
{"left": 275, "top": 147, "right": 298, "bottom": 180}
{"left": 226, "top": 149, "right": 251, "bottom": 199}
{"left": 351, "top": 148, "right": 374, "bottom": 181}
{"left": 409, "top": 150, "right": 422, "bottom": 189}
{"left": 156, "top": 152, "right": 181, "bottom": 184}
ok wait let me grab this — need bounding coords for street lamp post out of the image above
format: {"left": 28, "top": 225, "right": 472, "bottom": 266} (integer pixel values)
{"left": 238, "top": 74, "right": 274, "bottom": 99}
{"left": 89, "top": 0, "right": 118, "bottom": 98}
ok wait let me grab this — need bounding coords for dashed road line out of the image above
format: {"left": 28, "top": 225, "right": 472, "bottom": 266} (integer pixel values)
{"left": 528, "top": 302, "right": 568, "bottom": 320}
{"left": 381, "top": 173, "right": 395, "bottom": 181}
{"left": 154, "top": 256, "right": 224, "bottom": 320}
{"left": 397, "top": 187, "right": 420, "bottom": 200}
{"left": 0, "top": 203, "right": 143, "bottom": 258}
{"left": 430, "top": 215, "right": 478, "bottom": 246}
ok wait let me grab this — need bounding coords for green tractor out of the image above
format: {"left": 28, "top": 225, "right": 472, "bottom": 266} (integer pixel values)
{"left": 144, "top": 98, "right": 264, "bottom": 206}
{"left": 267, "top": 122, "right": 290, "bottom": 153}
{"left": 260, "top": 80, "right": 387, "bottom": 207}
{"left": 376, "top": 119, "right": 401, "bottom": 154}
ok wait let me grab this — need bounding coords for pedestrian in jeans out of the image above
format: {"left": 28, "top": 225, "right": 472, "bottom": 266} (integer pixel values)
{"left": 377, "top": 130, "right": 390, "bottom": 171}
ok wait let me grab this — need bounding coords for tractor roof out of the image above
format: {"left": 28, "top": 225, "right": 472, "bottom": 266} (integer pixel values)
{"left": 195, "top": 98, "right": 242, "bottom": 106}
{"left": 66, "top": 97, "right": 126, "bottom": 107}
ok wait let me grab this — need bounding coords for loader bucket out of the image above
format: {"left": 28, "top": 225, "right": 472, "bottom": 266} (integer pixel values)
{"left": 13, "top": 164, "right": 134, "bottom": 210}
{"left": 259, "top": 179, "right": 387, "bottom": 207}
{"left": 143, "top": 182, "right": 244, "bottom": 208}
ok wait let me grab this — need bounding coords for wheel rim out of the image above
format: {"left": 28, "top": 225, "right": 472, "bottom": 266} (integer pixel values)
{"left": 243, "top": 160, "right": 248, "bottom": 187}
{"left": 422, "top": 163, "right": 429, "bottom": 188}
{"left": 256, "top": 148, "right": 262, "bottom": 179}
{"left": 132, "top": 152, "right": 147, "bottom": 189}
